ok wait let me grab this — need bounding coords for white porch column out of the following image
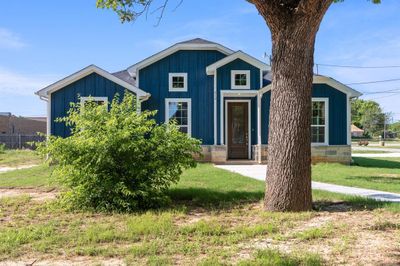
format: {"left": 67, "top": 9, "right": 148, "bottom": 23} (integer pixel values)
{"left": 220, "top": 91, "right": 224, "bottom": 145}
{"left": 136, "top": 95, "right": 141, "bottom": 114}
{"left": 257, "top": 92, "right": 262, "bottom": 163}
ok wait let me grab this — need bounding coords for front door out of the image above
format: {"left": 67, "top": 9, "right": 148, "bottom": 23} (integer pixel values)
{"left": 227, "top": 102, "right": 249, "bottom": 159}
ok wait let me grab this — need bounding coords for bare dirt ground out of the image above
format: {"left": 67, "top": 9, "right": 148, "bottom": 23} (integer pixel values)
{"left": 0, "top": 188, "right": 57, "bottom": 201}
{"left": 0, "top": 257, "right": 125, "bottom": 266}
{"left": 240, "top": 204, "right": 400, "bottom": 266}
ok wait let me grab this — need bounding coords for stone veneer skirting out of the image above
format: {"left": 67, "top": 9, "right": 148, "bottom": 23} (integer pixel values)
{"left": 197, "top": 145, "right": 352, "bottom": 164}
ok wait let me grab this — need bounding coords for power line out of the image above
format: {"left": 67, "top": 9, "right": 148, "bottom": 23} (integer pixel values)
{"left": 366, "top": 93, "right": 400, "bottom": 100}
{"left": 346, "top": 78, "right": 400, "bottom": 86}
{"left": 363, "top": 88, "right": 400, "bottom": 95}
{"left": 316, "top": 63, "right": 400, "bottom": 69}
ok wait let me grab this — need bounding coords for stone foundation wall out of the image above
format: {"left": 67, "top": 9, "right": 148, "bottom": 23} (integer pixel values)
{"left": 196, "top": 145, "right": 227, "bottom": 163}
{"left": 198, "top": 145, "right": 351, "bottom": 164}
{"left": 252, "top": 145, "right": 268, "bottom": 162}
{"left": 311, "top": 145, "right": 352, "bottom": 164}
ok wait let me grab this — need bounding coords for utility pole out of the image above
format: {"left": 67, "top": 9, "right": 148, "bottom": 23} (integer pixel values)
{"left": 383, "top": 113, "right": 387, "bottom": 140}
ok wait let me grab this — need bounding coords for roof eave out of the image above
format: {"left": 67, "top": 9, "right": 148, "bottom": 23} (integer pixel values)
{"left": 127, "top": 43, "right": 235, "bottom": 76}
{"left": 35, "top": 65, "right": 150, "bottom": 100}
{"left": 206, "top": 51, "right": 271, "bottom": 75}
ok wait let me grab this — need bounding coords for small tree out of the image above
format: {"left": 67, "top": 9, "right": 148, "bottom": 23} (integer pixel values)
{"left": 38, "top": 93, "right": 201, "bottom": 212}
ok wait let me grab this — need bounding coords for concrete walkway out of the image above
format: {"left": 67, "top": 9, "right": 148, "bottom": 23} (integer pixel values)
{"left": 215, "top": 164, "right": 400, "bottom": 202}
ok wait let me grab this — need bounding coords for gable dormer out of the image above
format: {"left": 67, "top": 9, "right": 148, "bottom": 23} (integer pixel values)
{"left": 206, "top": 51, "right": 270, "bottom": 91}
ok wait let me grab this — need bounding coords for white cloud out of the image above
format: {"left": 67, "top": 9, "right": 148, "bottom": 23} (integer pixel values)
{"left": 0, "top": 28, "right": 26, "bottom": 49}
{"left": 0, "top": 67, "right": 57, "bottom": 96}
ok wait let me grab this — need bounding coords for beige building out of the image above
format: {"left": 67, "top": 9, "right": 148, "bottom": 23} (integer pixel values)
{"left": 0, "top": 113, "right": 46, "bottom": 135}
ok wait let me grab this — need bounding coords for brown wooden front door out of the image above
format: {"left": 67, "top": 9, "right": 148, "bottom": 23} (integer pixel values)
{"left": 227, "top": 102, "right": 249, "bottom": 159}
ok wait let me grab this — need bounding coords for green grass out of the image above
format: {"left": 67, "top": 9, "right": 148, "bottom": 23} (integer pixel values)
{"left": 312, "top": 157, "right": 400, "bottom": 194}
{"left": 0, "top": 162, "right": 399, "bottom": 264}
{"left": 0, "top": 164, "right": 55, "bottom": 188}
{"left": 168, "top": 163, "right": 265, "bottom": 207}
{"left": 0, "top": 150, "right": 42, "bottom": 167}
{"left": 352, "top": 150, "right": 390, "bottom": 154}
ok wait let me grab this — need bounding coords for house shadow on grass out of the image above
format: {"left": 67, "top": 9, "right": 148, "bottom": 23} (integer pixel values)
{"left": 353, "top": 157, "right": 400, "bottom": 169}
{"left": 167, "top": 187, "right": 264, "bottom": 210}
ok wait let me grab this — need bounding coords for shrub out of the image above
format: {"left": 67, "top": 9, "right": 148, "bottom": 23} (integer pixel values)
{"left": 0, "top": 143, "right": 6, "bottom": 154}
{"left": 37, "top": 93, "right": 201, "bottom": 212}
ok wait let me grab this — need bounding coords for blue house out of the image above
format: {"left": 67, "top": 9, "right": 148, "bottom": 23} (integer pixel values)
{"left": 36, "top": 38, "right": 361, "bottom": 164}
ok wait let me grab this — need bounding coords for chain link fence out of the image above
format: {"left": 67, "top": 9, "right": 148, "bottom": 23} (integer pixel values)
{"left": 0, "top": 135, "right": 45, "bottom": 149}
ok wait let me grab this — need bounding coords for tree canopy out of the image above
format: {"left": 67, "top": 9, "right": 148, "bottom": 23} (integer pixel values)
{"left": 96, "top": 0, "right": 381, "bottom": 23}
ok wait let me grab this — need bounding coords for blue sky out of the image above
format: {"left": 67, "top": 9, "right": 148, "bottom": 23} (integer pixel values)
{"left": 1, "top": 0, "right": 400, "bottom": 121}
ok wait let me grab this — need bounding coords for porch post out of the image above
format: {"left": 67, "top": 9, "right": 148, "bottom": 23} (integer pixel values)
{"left": 257, "top": 92, "right": 262, "bottom": 164}
{"left": 220, "top": 92, "right": 224, "bottom": 145}
{"left": 136, "top": 95, "right": 141, "bottom": 114}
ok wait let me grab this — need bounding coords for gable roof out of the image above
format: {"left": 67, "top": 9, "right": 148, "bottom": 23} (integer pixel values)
{"left": 127, "top": 38, "right": 234, "bottom": 76}
{"left": 351, "top": 124, "right": 364, "bottom": 132}
{"left": 177, "top": 38, "right": 219, "bottom": 45}
{"left": 206, "top": 51, "right": 271, "bottom": 75}
{"left": 259, "top": 75, "right": 362, "bottom": 98}
{"left": 36, "top": 65, "right": 149, "bottom": 99}
{"left": 113, "top": 70, "right": 136, "bottom": 86}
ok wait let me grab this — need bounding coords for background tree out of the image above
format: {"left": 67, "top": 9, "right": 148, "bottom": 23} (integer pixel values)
{"left": 389, "top": 121, "right": 400, "bottom": 136}
{"left": 96, "top": 0, "right": 381, "bottom": 212}
{"left": 352, "top": 99, "right": 386, "bottom": 137}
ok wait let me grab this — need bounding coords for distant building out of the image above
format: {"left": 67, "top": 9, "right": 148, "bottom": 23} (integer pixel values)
{"left": 351, "top": 125, "right": 364, "bottom": 138}
{"left": 0, "top": 113, "right": 46, "bottom": 135}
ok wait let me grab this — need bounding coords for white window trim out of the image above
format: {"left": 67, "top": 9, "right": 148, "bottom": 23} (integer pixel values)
{"left": 169, "top": 73, "right": 188, "bottom": 92}
{"left": 165, "top": 98, "right": 192, "bottom": 136}
{"left": 80, "top": 96, "right": 108, "bottom": 106}
{"left": 311, "top": 98, "right": 329, "bottom": 146}
{"left": 231, "top": 70, "right": 250, "bottom": 90}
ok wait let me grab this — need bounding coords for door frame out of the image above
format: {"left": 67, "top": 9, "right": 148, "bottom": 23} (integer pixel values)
{"left": 225, "top": 99, "right": 251, "bottom": 159}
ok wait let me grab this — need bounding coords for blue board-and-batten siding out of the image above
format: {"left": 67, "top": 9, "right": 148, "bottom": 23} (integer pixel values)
{"left": 51, "top": 73, "right": 131, "bottom": 137}
{"left": 260, "top": 84, "right": 348, "bottom": 145}
{"left": 139, "top": 50, "right": 227, "bottom": 145}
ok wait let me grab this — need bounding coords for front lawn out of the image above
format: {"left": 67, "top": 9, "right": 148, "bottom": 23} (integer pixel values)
{"left": 312, "top": 157, "right": 400, "bottom": 194}
{"left": 0, "top": 150, "right": 42, "bottom": 167}
{"left": 0, "top": 165, "right": 54, "bottom": 188}
{"left": 1, "top": 158, "right": 400, "bottom": 264}
{"left": 351, "top": 150, "right": 390, "bottom": 154}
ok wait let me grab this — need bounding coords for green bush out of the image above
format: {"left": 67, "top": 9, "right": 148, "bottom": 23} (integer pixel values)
{"left": 37, "top": 93, "right": 201, "bottom": 212}
{"left": 0, "top": 144, "right": 6, "bottom": 154}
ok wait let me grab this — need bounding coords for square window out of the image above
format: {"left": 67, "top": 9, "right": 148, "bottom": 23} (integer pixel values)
{"left": 235, "top": 74, "right": 247, "bottom": 86}
{"left": 169, "top": 73, "right": 187, "bottom": 91}
{"left": 81, "top": 97, "right": 108, "bottom": 110}
{"left": 231, "top": 71, "right": 250, "bottom": 89}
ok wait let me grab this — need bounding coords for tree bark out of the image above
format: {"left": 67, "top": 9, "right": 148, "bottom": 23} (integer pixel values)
{"left": 251, "top": 0, "right": 333, "bottom": 211}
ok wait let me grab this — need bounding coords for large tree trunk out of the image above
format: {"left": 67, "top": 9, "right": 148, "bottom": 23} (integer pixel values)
{"left": 252, "top": 0, "right": 333, "bottom": 211}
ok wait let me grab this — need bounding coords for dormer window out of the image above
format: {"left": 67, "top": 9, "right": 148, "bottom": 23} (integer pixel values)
{"left": 169, "top": 73, "right": 188, "bottom": 92}
{"left": 231, "top": 70, "right": 250, "bottom": 89}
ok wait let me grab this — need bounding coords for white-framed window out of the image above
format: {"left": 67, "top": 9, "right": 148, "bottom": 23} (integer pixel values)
{"left": 165, "top": 98, "right": 192, "bottom": 135}
{"left": 311, "top": 98, "right": 329, "bottom": 145}
{"left": 80, "top": 96, "right": 108, "bottom": 107}
{"left": 231, "top": 70, "right": 251, "bottom": 90}
{"left": 169, "top": 73, "right": 188, "bottom": 92}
